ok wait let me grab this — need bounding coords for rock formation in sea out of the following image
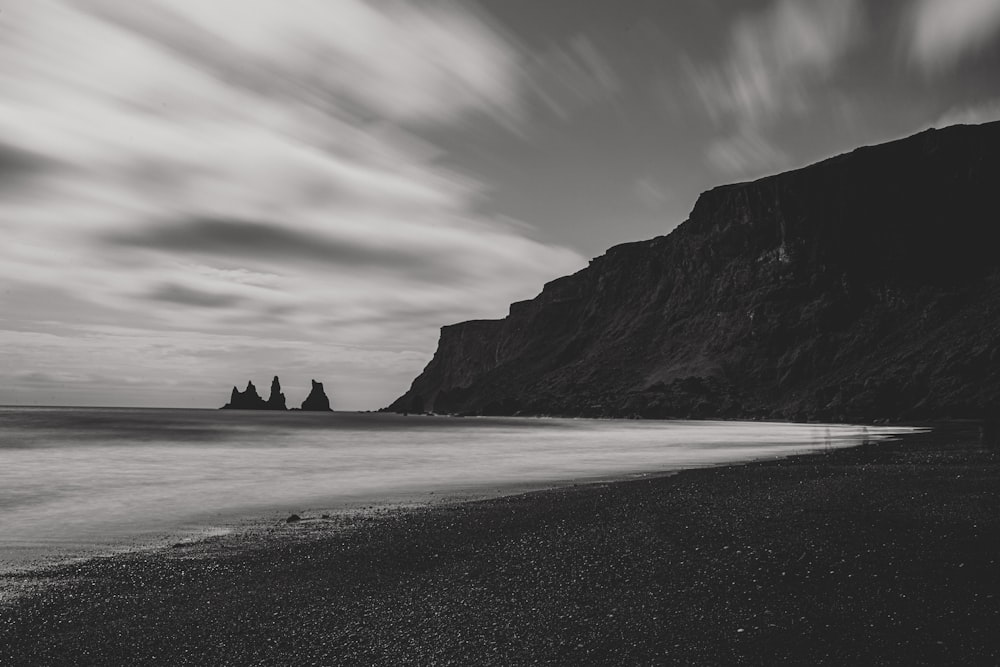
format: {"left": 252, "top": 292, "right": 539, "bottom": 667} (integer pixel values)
{"left": 301, "top": 380, "right": 332, "bottom": 411}
{"left": 220, "top": 376, "right": 288, "bottom": 410}
{"left": 388, "top": 121, "right": 1000, "bottom": 422}
{"left": 221, "top": 381, "right": 268, "bottom": 410}
{"left": 266, "top": 375, "right": 287, "bottom": 411}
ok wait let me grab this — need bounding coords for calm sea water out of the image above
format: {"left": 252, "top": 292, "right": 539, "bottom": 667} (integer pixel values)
{"left": 0, "top": 407, "right": 914, "bottom": 568}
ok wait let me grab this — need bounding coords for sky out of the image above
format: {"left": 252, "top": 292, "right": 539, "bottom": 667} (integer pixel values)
{"left": 2, "top": 0, "right": 1000, "bottom": 410}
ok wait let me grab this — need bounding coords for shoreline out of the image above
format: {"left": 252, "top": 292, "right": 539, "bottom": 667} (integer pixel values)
{"left": 0, "top": 466, "right": 689, "bottom": 583}
{"left": 1, "top": 417, "right": 895, "bottom": 577}
{"left": 3, "top": 423, "right": 998, "bottom": 663}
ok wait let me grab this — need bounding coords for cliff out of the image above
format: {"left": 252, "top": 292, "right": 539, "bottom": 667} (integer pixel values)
{"left": 388, "top": 121, "right": 1000, "bottom": 422}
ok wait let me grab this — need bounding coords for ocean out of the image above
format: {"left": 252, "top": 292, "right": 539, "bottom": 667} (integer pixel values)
{"left": 0, "top": 407, "right": 914, "bottom": 570}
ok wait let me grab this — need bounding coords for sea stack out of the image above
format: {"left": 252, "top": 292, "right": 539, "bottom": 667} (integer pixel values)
{"left": 301, "top": 380, "right": 332, "bottom": 412}
{"left": 266, "top": 376, "right": 287, "bottom": 411}
{"left": 221, "top": 381, "right": 267, "bottom": 410}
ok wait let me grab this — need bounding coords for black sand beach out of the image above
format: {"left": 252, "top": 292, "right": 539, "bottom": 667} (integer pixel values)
{"left": 2, "top": 424, "right": 998, "bottom": 665}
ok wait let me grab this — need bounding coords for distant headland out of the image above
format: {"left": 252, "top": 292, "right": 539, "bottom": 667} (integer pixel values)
{"left": 221, "top": 376, "right": 332, "bottom": 411}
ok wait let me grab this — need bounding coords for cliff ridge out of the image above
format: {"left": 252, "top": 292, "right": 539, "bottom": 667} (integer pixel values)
{"left": 388, "top": 121, "right": 1000, "bottom": 422}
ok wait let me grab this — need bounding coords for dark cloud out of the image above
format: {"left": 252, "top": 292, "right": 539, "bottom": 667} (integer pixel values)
{"left": 106, "top": 216, "right": 443, "bottom": 275}
{"left": 145, "top": 283, "right": 243, "bottom": 308}
{"left": 0, "top": 142, "right": 56, "bottom": 189}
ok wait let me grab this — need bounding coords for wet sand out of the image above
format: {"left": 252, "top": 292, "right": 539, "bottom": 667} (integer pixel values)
{"left": 1, "top": 424, "right": 998, "bottom": 665}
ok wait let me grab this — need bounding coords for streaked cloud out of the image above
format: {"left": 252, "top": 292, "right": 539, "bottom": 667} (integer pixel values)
{"left": 706, "top": 128, "right": 791, "bottom": 177}
{"left": 633, "top": 178, "right": 670, "bottom": 210}
{"left": 907, "top": 0, "right": 1000, "bottom": 71}
{"left": 0, "top": 0, "right": 585, "bottom": 409}
{"left": 685, "top": 0, "right": 863, "bottom": 177}
{"left": 0, "top": 142, "right": 63, "bottom": 197}
{"left": 145, "top": 284, "right": 245, "bottom": 309}
{"left": 687, "top": 0, "right": 864, "bottom": 127}
{"left": 524, "top": 34, "right": 623, "bottom": 120}
{"left": 935, "top": 98, "right": 1000, "bottom": 126}
{"left": 73, "top": 0, "right": 525, "bottom": 126}
{"left": 105, "top": 216, "right": 443, "bottom": 274}
{"left": 0, "top": 143, "right": 49, "bottom": 177}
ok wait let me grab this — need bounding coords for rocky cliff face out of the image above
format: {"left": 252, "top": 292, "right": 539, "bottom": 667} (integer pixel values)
{"left": 388, "top": 122, "right": 1000, "bottom": 422}
{"left": 301, "top": 380, "right": 332, "bottom": 411}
